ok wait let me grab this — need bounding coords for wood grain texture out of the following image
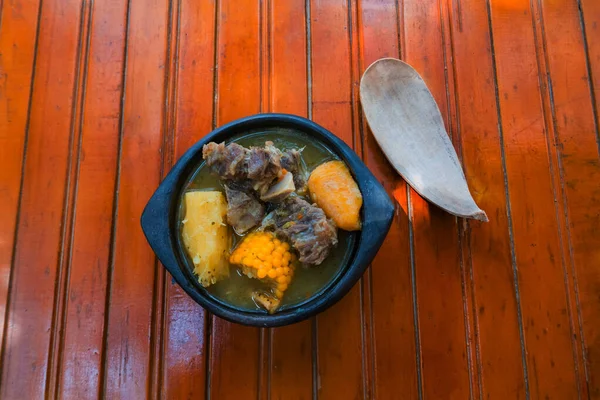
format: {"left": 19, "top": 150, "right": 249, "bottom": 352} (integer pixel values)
{"left": 0, "top": 0, "right": 85, "bottom": 397}
{"left": 0, "top": 0, "right": 599, "bottom": 398}
{"left": 403, "top": 1, "right": 472, "bottom": 398}
{"left": 535, "top": 0, "right": 600, "bottom": 397}
{"left": 102, "top": 0, "right": 169, "bottom": 396}
{"left": 0, "top": 0, "right": 42, "bottom": 366}
{"left": 563, "top": 2, "right": 600, "bottom": 395}
{"left": 162, "top": 0, "right": 215, "bottom": 398}
{"left": 310, "top": 0, "right": 366, "bottom": 398}
{"left": 445, "top": 0, "right": 527, "bottom": 398}
{"left": 55, "top": 0, "right": 128, "bottom": 398}
{"left": 580, "top": 0, "right": 600, "bottom": 159}
{"left": 488, "top": 0, "right": 581, "bottom": 398}
{"left": 357, "top": 1, "right": 419, "bottom": 398}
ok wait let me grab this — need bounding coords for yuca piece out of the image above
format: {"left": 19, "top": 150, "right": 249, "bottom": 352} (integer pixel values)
{"left": 181, "top": 191, "right": 230, "bottom": 287}
{"left": 308, "top": 161, "right": 363, "bottom": 231}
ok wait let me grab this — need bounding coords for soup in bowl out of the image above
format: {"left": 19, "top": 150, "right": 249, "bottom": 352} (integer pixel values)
{"left": 141, "top": 114, "right": 393, "bottom": 327}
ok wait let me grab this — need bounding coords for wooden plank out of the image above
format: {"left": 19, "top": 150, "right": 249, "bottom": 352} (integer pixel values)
{"left": 148, "top": 0, "right": 181, "bottom": 395}
{"left": 171, "top": 0, "right": 217, "bottom": 160}
{"left": 102, "top": 0, "right": 169, "bottom": 396}
{"left": 269, "top": 0, "right": 307, "bottom": 116}
{"left": 267, "top": 1, "right": 313, "bottom": 399}
{"left": 46, "top": 2, "right": 93, "bottom": 397}
{"left": 445, "top": 1, "right": 528, "bottom": 398}
{"left": 536, "top": 0, "right": 600, "bottom": 397}
{"left": 0, "top": 0, "right": 42, "bottom": 361}
{"left": 402, "top": 0, "right": 472, "bottom": 397}
{"left": 161, "top": 0, "right": 216, "bottom": 398}
{"left": 208, "top": 0, "right": 262, "bottom": 398}
{"left": 579, "top": 0, "right": 600, "bottom": 154}
{"left": 0, "top": 0, "right": 85, "bottom": 397}
{"left": 356, "top": 0, "right": 419, "bottom": 399}
{"left": 310, "top": 0, "right": 365, "bottom": 398}
{"left": 214, "top": 0, "right": 261, "bottom": 126}
{"left": 53, "top": 0, "right": 128, "bottom": 398}
{"left": 488, "top": 0, "right": 581, "bottom": 398}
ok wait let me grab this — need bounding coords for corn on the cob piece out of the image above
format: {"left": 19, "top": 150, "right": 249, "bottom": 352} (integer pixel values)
{"left": 229, "top": 231, "right": 296, "bottom": 306}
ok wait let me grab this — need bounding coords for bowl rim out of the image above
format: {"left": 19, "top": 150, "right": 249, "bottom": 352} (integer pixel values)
{"left": 141, "top": 113, "right": 394, "bottom": 327}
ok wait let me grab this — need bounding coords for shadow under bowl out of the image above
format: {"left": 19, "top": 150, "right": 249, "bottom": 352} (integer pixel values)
{"left": 141, "top": 113, "right": 394, "bottom": 327}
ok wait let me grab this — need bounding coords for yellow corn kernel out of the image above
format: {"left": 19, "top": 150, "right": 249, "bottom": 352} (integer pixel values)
{"left": 277, "top": 283, "right": 288, "bottom": 292}
{"left": 229, "top": 231, "right": 297, "bottom": 299}
{"left": 275, "top": 246, "right": 286, "bottom": 255}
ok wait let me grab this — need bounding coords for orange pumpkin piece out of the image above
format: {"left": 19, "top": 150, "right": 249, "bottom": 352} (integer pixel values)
{"left": 307, "top": 160, "right": 362, "bottom": 231}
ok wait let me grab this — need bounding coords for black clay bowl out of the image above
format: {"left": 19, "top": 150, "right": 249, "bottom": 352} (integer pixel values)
{"left": 141, "top": 113, "right": 394, "bottom": 327}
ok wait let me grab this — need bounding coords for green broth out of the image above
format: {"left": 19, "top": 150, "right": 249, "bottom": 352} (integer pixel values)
{"left": 179, "top": 128, "right": 356, "bottom": 313}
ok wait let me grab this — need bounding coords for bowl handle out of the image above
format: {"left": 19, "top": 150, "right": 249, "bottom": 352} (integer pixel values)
{"left": 140, "top": 174, "right": 189, "bottom": 287}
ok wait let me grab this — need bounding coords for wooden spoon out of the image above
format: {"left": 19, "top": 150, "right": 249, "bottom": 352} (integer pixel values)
{"left": 360, "top": 58, "right": 488, "bottom": 222}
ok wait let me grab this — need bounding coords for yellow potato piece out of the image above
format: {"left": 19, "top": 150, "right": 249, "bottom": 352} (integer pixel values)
{"left": 181, "top": 191, "right": 230, "bottom": 287}
{"left": 308, "top": 161, "right": 362, "bottom": 231}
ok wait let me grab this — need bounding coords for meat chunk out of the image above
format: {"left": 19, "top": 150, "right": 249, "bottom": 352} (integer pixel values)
{"left": 202, "top": 141, "right": 283, "bottom": 196}
{"left": 202, "top": 142, "right": 247, "bottom": 181}
{"left": 260, "top": 171, "right": 296, "bottom": 203}
{"left": 246, "top": 142, "right": 283, "bottom": 195}
{"left": 281, "top": 149, "right": 308, "bottom": 194}
{"left": 261, "top": 196, "right": 338, "bottom": 265}
{"left": 224, "top": 185, "right": 265, "bottom": 234}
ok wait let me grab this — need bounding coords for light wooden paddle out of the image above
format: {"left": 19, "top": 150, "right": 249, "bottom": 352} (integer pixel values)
{"left": 360, "top": 58, "right": 488, "bottom": 222}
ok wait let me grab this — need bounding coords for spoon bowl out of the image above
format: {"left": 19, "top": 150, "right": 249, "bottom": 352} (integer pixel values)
{"left": 360, "top": 58, "right": 487, "bottom": 222}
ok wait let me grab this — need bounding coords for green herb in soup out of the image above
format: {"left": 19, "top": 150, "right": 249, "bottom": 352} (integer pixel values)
{"left": 179, "top": 128, "right": 360, "bottom": 313}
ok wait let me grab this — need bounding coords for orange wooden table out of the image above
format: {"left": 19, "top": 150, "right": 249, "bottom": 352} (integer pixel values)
{"left": 1, "top": 0, "right": 599, "bottom": 398}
